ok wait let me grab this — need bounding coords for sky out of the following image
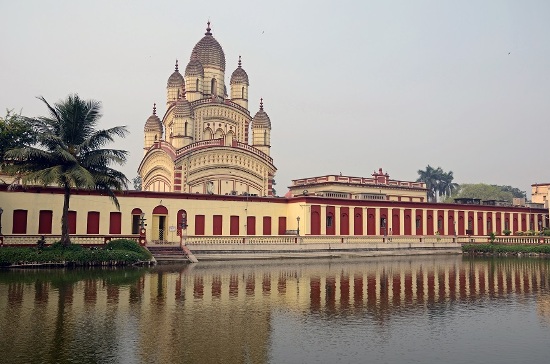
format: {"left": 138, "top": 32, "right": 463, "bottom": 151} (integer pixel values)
{"left": 2, "top": 0, "right": 549, "bottom": 196}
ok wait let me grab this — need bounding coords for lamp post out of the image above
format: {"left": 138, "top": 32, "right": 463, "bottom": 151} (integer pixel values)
{"left": 180, "top": 211, "right": 187, "bottom": 247}
{"left": 297, "top": 216, "right": 300, "bottom": 236}
{"left": 0, "top": 207, "right": 3, "bottom": 235}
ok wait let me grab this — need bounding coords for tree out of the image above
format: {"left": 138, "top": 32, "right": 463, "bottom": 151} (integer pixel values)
{"left": 5, "top": 94, "right": 129, "bottom": 246}
{"left": 133, "top": 175, "right": 142, "bottom": 191}
{"left": 416, "top": 165, "right": 458, "bottom": 203}
{"left": 444, "top": 183, "right": 524, "bottom": 203}
{"left": 0, "top": 110, "right": 34, "bottom": 172}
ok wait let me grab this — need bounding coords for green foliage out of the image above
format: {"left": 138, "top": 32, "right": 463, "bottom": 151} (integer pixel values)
{"left": 463, "top": 244, "right": 550, "bottom": 254}
{"left": 132, "top": 175, "right": 142, "bottom": 191}
{"left": 417, "top": 165, "right": 458, "bottom": 203}
{"left": 0, "top": 242, "right": 151, "bottom": 267}
{"left": 0, "top": 110, "right": 35, "bottom": 171}
{"left": 5, "top": 94, "right": 129, "bottom": 245}
{"left": 503, "top": 229, "right": 512, "bottom": 236}
{"left": 105, "top": 239, "right": 152, "bottom": 257}
{"left": 489, "top": 232, "right": 496, "bottom": 243}
{"left": 443, "top": 183, "right": 526, "bottom": 203}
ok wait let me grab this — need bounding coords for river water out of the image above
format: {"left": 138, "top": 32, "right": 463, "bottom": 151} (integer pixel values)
{"left": 1, "top": 255, "right": 550, "bottom": 364}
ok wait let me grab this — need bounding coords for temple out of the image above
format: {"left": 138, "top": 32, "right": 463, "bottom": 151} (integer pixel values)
{"left": 139, "top": 22, "right": 276, "bottom": 196}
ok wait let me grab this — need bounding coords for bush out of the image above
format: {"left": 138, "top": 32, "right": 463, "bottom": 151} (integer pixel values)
{"left": 0, "top": 239, "right": 152, "bottom": 267}
{"left": 503, "top": 229, "right": 511, "bottom": 236}
{"left": 463, "top": 244, "right": 550, "bottom": 254}
{"left": 105, "top": 239, "right": 146, "bottom": 253}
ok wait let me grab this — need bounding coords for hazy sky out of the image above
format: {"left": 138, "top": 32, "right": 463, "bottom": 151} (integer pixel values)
{"left": 2, "top": 0, "right": 549, "bottom": 196}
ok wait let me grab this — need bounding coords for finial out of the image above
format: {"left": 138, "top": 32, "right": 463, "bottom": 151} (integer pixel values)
{"left": 153, "top": 103, "right": 156, "bottom": 115}
{"left": 205, "top": 21, "right": 212, "bottom": 35}
{"left": 238, "top": 55, "right": 242, "bottom": 68}
{"left": 260, "top": 98, "right": 264, "bottom": 110}
{"left": 175, "top": 59, "right": 179, "bottom": 72}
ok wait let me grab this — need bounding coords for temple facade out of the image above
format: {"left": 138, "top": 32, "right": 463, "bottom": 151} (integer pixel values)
{"left": 139, "top": 22, "right": 276, "bottom": 197}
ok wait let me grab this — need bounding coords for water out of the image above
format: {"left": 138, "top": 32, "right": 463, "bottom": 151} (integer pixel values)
{"left": 1, "top": 255, "right": 550, "bottom": 364}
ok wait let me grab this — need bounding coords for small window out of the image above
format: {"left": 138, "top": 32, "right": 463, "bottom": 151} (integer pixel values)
{"left": 326, "top": 215, "right": 333, "bottom": 227}
{"left": 468, "top": 219, "right": 473, "bottom": 230}
{"left": 437, "top": 219, "right": 442, "bottom": 229}
{"left": 380, "top": 217, "right": 387, "bottom": 228}
{"left": 416, "top": 218, "right": 421, "bottom": 229}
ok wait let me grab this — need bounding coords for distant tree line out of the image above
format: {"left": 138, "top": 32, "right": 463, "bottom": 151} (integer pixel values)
{"left": 416, "top": 165, "right": 526, "bottom": 204}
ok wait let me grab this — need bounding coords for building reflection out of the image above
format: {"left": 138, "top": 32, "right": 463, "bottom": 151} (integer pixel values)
{"left": 1, "top": 257, "right": 549, "bottom": 363}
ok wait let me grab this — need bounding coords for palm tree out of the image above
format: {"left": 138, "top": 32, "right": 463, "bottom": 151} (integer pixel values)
{"left": 417, "top": 165, "right": 440, "bottom": 203}
{"left": 417, "top": 166, "right": 459, "bottom": 203}
{"left": 439, "top": 171, "right": 459, "bottom": 200}
{"left": 5, "top": 94, "right": 129, "bottom": 246}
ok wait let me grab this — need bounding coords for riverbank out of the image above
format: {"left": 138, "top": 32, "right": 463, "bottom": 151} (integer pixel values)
{"left": 0, "top": 239, "right": 153, "bottom": 268}
{"left": 186, "top": 241, "right": 462, "bottom": 261}
{"left": 462, "top": 243, "right": 550, "bottom": 256}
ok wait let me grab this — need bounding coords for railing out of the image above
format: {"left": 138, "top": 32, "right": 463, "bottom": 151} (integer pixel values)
{"left": 191, "top": 97, "right": 251, "bottom": 116}
{"left": 1, "top": 235, "right": 139, "bottom": 246}
{"left": 291, "top": 175, "right": 426, "bottom": 189}
{"left": 174, "top": 138, "right": 274, "bottom": 165}
{"left": 183, "top": 235, "right": 462, "bottom": 245}
{"left": 232, "top": 141, "right": 273, "bottom": 164}
{"left": 176, "top": 138, "right": 224, "bottom": 156}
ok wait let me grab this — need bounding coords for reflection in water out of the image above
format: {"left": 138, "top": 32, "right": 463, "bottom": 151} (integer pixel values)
{"left": 1, "top": 256, "right": 550, "bottom": 364}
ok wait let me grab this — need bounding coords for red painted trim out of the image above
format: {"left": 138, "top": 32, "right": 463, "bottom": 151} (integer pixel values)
{"left": 131, "top": 208, "right": 143, "bottom": 215}
{"left": 415, "top": 210, "right": 423, "bottom": 235}
{"left": 263, "top": 216, "right": 272, "bottom": 235}
{"left": 367, "top": 208, "right": 376, "bottom": 235}
{"left": 213, "top": 215, "right": 223, "bottom": 235}
{"left": 426, "top": 210, "right": 434, "bottom": 235}
{"left": 392, "top": 208, "right": 400, "bottom": 235}
{"left": 353, "top": 207, "right": 363, "bottom": 235}
{"left": 447, "top": 210, "right": 455, "bottom": 236}
{"left": 153, "top": 205, "right": 168, "bottom": 214}
{"left": 404, "top": 209, "right": 412, "bottom": 235}
{"left": 326, "top": 206, "right": 335, "bottom": 235}
{"left": 477, "top": 211, "right": 485, "bottom": 236}
{"left": 230, "top": 216, "right": 239, "bottom": 235}
{"left": 12, "top": 209, "right": 28, "bottom": 234}
{"left": 278, "top": 216, "right": 286, "bottom": 235}
{"left": 87, "top": 211, "right": 100, "bottom": 234}
{"left": 311, "top": 205, "right": 321, "bottom": 235}
{"left": 109, "top": 212, "right": 122, "bottom": 234}
{"left": 340, "top": 207, "right": 349, "bottom": 235}
{"left": 458, "top": 211, "right": 465, "bottom": 235}
{"left": 195, "top": 215, "right": 205, "bottom": 235}
{"left": 68, "top": 211, "right": 77, "bottom": 234}
{"left": 2, "top": 186, "right": 545, "bottom": 215}
{"left": 38, "top": 210, "right": 53, "bottom": 234}
{"left": 247, "top": 216, "right": 256, "bottom": 235}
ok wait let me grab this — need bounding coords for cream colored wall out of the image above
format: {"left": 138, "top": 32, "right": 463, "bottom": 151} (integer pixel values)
{"left": 0, "top": 189, "right": 290, "bottom": 240}
{"left": 291, "top": 184, "right": 426, "bottom": 201}
{"left": 193, "top": 104, "right": 250, "bottom": 143}
{"left": 140, "top": 150, "right": 175, "bottom": 192}
{"left": 180, "top": 147, "right": 275, "bottom": 196}
{"left": 532, "top": 184, "right": 550, "bottom": 206}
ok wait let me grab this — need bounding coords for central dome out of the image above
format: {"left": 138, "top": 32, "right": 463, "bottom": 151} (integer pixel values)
{"left": 191, "top": 22, "right": 226, "bottom": 72}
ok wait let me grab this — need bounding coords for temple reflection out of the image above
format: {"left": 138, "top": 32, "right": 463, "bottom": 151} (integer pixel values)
{"left": 1, "top": 257, "right": 549, "bottom": 363}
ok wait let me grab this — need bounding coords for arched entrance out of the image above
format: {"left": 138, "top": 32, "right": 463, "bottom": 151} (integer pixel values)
{"left": 152, "top": 205, "right": 169, "bottom": 242}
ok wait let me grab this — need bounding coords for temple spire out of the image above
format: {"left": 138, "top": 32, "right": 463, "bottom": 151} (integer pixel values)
{"left": 238, "top": 55, "right": 242, "bottom": 68}
{"left": 153, "top": 103, "right": 156, "bottom": 115}
{"left": 260, "top": 98, "right": 264, "bottom": 111}
{"left": 175, "top": 59, "right": 179, "bottom": 72}
{"left": 205, "top": 21, "right": 212, "bottom": 35}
